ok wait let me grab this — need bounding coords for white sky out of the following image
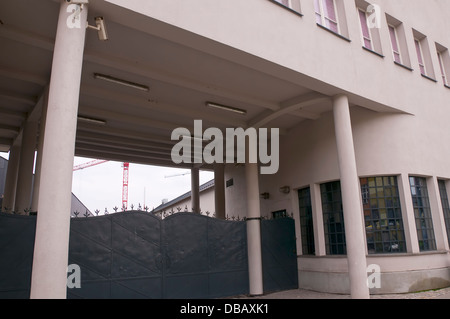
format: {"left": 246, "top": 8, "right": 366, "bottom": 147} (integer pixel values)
{"left": 1, "top": 152, "right": 214, "bottom": 214}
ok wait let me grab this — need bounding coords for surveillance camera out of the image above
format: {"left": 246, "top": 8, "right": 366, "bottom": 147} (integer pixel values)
{"left": 66, "top": 0, "right": 89, "bottom": 4}
{"left": 87, "top": 16, "right": 109, "bottom": 41}
{"left": 95, "top": 17, "right": 108, "bottom": 41}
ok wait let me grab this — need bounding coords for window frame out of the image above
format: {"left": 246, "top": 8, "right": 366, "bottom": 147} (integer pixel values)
{"left": 414, "top": 38, "right": 427, "bottom": 76}
{"left": 357, "top": 8, "right": 373, "bottom": 51}
{"left": 320, "top": 181, "right": 346, "bottom": 255}
{"left": 437, "top": 180, "right": 450, "bottom": 246}
{"left": 360, "top": 176, "right": 406, "bottom": 254}
{"left": 409, "top": 176, "right": 437, "bottom": 252}
{"left": 315, "top": 0, "right": 340, "bottom": 34}
{"left": 437, "top": 51, "right": 449, "bottom": 86}
{"left": 298, "top": 187, "right": 315, "bottom": 256}
{"left": 388, "top": 24, "right": 402, "bottom": 64}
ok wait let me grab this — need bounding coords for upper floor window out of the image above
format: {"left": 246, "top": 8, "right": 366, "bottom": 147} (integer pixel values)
{"left": 269, "top": 0, "right": 303, "bottom": 15}
{"left": 436, "top": 43, "right": 450, "bottom": 87}
{"left": 314, "top": 0, "right": 339, "bottom": 33}
{"left": 274, "top": 0, "right": 290, "bottom": 6}
{"left": 414, "top": 38, "right": 426, "bottom": 75}
{"left": 437, "top": 51, "right": 448, "bottom": 86}
{"left": 386, "top": 14, "right": 412, "bottom": 70}
{"left": 413, "top": 30, "right": 436, "bottom": 81}
{"left": 388, "top": 24, "right": 402, "bottom": 64}
{"left": 358, "top": 8, "right": 372, "bottom": 50}
{"left": 356, "top": 4, "right": 383, "bottom": 56}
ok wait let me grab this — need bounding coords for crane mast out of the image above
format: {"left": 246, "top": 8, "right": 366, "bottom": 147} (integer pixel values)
{"left": 73, "top": 159, "right": 130, "bottom": 210}
{"left": 122, "top": 162, "right": 129, "bottom": 210}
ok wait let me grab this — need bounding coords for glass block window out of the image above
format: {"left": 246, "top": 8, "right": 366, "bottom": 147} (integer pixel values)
{"left": 360, "top": 176, "right": 406, "bottom": 254}
{"left": 298, "top": 187, "right": 315, "bottom": 255}
{"left": 437, "top": 180, "right": 450, "bottom": 246}
{"left": 409, "top": 176, "right": 437, "bottom": 251}
{"left": 320, "top": 181, "right": 346, "bottom": 255}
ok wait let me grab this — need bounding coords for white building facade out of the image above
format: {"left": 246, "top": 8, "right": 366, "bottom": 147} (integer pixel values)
{"left": 1, "top": 0, "right": 450, "bottom": 298}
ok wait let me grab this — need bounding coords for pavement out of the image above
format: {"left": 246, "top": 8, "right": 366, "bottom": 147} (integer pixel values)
{"left": 237, "top": 286, "right": 450, "bottom": 299}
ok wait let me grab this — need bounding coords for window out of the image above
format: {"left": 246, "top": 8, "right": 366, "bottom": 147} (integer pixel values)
{"left": 269, "top": 0, "right": 302, "bottom": 14}
{"left": 274, "top": 0, "right": 290, "bottom": 6}
{"left": 386, "top": 15, "right": 412, "bottom": 69}
{"left": 272, "top": 209, "right": 288, "bottom": 219}
{"left": 414, "top": 39, "right": 426, "bottom": 75}
{"left": 388, "top": 24, "right": 402, "bottom": 64}
{"left": 437, "top": 180, "right": 450, "bottom": 246}
{"left": 437, "top": 51, "right": 448, "bottom": 86}
{"left": 320, "top": 181, "right": 346, "bottom": 255}
{"left": 413, "top": 30, "right": 436, "bottom": 80}
{"left": 360, "top": 176, "right": 406, "bottom": 254}
{"left": 409, "top": 177, "right": 436, "bottom": 251}
{"left": 314, "top": 0, "right": 339, "bottom": 33}
{"left": 358, "top": 8, "right": 372, "bottom": 50}
{"left": 298, "top": 187, "right": 315, "bottom": 255}
{"left": 436, "top": 44, "right": 450, "bottom": 87}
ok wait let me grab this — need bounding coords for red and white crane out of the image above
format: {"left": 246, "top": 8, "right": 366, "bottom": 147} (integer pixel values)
{"left": 73, "top": 159, "right": 130, "bottom": 210}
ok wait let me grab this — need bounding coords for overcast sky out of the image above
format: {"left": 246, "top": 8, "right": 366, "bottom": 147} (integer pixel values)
{"left": 1, "top": 152, "right": 214, "bottom": 214}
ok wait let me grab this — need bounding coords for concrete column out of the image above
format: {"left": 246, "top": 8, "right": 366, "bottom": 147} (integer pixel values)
{"left": 332, "top": 94, "right": 369, "bottom": 299}
{"left": 14, "top": 120, "right": 38, "bottom": 214}
{"left": 427, "top": 177, "right": 449, "bottom": 251}
{"left": 31, "top": 90, "right": 49, "bottom": 213}
{"left": 245, "top": 161, "right": 264, "bottom": 296}
{"left": 30, "top": 1, "right": 88, "bottom": 299}
{"left": 214, "top": 163, "right": 225, "bottom": 219}
{"left": 1, "top": 143, "right": 21, "bottom": 212}
{"left": 398, "top": 173, "right": 420, "bottom": 253}
{"left": 191, "top": 167, "right": 200, "bottom": 213}
{"left": 311, "top": 183, "right": 326, "bottom": 256}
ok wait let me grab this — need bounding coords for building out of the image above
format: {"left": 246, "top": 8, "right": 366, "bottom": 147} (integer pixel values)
{"left": 0, "top": 0, "right": 450, "bottom": 299}
{"left": 153, "top": 179, "right": 216, "bottom": 218}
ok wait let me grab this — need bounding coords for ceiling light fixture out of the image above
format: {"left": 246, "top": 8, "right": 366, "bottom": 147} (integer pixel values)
{"left": 94, "top": 73, "right": 149, "bottom": 92}
{"left": 77, "top": 115, "right": 107, "bottom": 126}
{"left": 205, "top": 102, "right": 247, "bottom": 115}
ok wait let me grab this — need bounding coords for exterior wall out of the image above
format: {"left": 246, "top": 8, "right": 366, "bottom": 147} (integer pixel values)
{"left": 105, "top": 0, "right": 450, "bottom": 114}
{"left": 105, "top": 0, "right": 450, "bottom": 293}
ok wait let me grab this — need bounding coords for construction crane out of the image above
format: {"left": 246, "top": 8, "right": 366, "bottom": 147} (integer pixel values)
{"left": 73, "top": 159, "right": 130, "bottom": 210}
{"left": 72, "top": 159, "right": 108, "bottom": 171}
{"left": 164, "top": 171, "right": 191, "bottom": 178}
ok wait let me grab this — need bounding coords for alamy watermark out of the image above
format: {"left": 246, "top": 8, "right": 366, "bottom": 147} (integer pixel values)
{"left": 367, "top": 264, "right": 381, "bottom": 289}
{"left": 67, "top": 264, "right": 81, "bottom": 289}
{"left": 367, "top": 4, "right": 381, "bottom": 29}
{"left": 171, "top": 120, "right": 280, "bottom": 175}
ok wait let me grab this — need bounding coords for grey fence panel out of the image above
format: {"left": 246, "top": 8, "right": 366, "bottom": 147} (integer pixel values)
{"left": 261, "top": 217, "right": 298, "bottom": 293}
{"left": 68, "top": 211, "right": 163, "bottom": 299}
{"left": 0, "top": 213, "right": 36, "bottom": 299}
{"left": 163, "top": 213, "right": 249, "bottom": 299}
{"left": 0, "top": 212, "right": 298, "bottom": 298}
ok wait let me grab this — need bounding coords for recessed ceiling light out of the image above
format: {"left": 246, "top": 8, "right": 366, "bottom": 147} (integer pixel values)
{"left": 94, "top": 73, "right": 149, "bottom": 92}
{"left": 205, "top": 102, "right": 247, "bottom": 115}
